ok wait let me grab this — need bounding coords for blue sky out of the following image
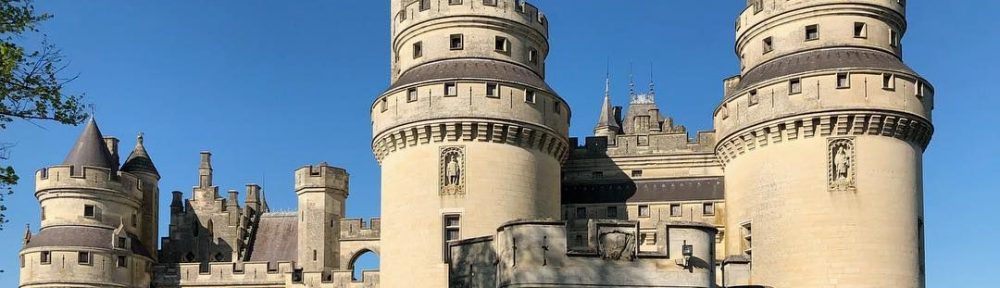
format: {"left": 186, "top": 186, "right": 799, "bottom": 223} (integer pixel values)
{"left": 0, "top": 1, "right": 995, "bottom": 286}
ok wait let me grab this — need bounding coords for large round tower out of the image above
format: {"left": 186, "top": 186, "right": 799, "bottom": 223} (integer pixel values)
{"left": 372, "top": 0, "right": 569, "bottom": 286}
{"left": 716, "top": 1, "right": 933, "bottom": 287}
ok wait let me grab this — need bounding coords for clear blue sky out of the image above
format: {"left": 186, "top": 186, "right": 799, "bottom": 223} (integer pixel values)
{"left": 0, "top": 1, "right": 995, "bottom": 286}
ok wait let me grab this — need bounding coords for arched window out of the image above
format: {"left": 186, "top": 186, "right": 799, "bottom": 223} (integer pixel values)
{"left": 349, "top": 249, "right": 379, "bottom": 281}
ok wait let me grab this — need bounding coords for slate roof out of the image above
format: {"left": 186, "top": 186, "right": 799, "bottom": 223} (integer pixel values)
{"left": 23, "top": 226, "right": 152, "bottom": 257}
{"left": 732, "top": 48, "right": 916, "bottom": 98}
{"left": 62, "top": 118, "right": 116, "bottom": 170}
{"left": 562, "top": 177, "right": 724, "bottom": 204}
{"left": 388, "top": 59, "right": 554, "bottom": 93}
{"left": 247, "top": 213, "right": 297, "bottom": 263}
{"left": 121, "top": 134, "right": 159, "bottom": 177}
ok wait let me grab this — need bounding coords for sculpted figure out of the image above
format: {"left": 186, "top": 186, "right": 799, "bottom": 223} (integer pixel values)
{"left": 447, "top": 155, "right": 461, "bottom": 185}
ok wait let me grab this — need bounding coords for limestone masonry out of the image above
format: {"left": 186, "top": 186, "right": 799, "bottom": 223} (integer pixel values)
{"left": 19, "top": 0, "right": 933, "bottom": 287}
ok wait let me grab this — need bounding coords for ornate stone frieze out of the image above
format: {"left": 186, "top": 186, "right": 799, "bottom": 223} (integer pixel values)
{"left": 716, "top": 111, "right": 932, "bottom": 166}
{"left": 372, "top": 119, "right": 569, "bottom": 164}
{"left": 599, "top": 230, "right": 637, "bottom": 261}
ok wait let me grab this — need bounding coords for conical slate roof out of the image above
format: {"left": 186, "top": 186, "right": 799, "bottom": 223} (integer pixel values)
{"left": 121, "top": 133, "right": 159, "bottom": 177}
{"left": 62, "top": 118, "right": 116, "bottom": 170}
{"left": 595, "top": 77, "right": 620, "bottom": 132}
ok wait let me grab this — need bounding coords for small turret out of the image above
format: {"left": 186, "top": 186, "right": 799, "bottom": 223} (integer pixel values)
{"left": 121, "top": 133, "right": 159, "bottom": 178}
{"left": 294, "top": 163, "right": 348, "bottom": 280}
{"left": 245, "top": 184, "right": 262, "bottom": 213}
{"left": 170, "top": 191, "right": 184, "bottom": 213}
{"left": 594, "top": 75, "right": 621, "bottom": 141}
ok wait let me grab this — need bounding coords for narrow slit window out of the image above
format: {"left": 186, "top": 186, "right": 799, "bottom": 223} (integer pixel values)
{"left": 762, "top": 37, "right": 773, "bottom": 54}
{"left": 805, "top": 24, "right": 819, "bottom": 41}
{"left": 380, "top": 98, "right": 388, "bottom": 112}
{"left": 854, "top": 22, "right": 868, "bottom": 38}
{"left": 449, "top": 34, "right": 463, "bottom": 50}
{"left": 837, "top": 73, "right": 850, "bottom": 88}
{"left": 790, "top": 78, "right": 802, "bottom": 94}
{"left": 444, "top": 82, "right": 457, "bottom": 96}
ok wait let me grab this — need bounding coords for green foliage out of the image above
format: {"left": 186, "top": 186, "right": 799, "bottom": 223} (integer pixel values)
{"left": 0, "top": 0, "right": 87, "bottom": 231}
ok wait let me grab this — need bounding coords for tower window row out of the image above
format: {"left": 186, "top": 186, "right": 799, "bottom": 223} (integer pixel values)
{"left": 388, "top": 82, "right": 542, "bottom": 112}
{"left": 401, "top": 0, "right": 546, "bottom": 26}
{"left": 757, "top": 22, "right": 902, "bottom": 55}
{"left": 32, "top": 250, "right": 129, "bottom": 268}
{"left": 407, "top": 35, "right": 538, "bottom": 66}
{"left": 567, "top": 202, "right": 718, "bottom": 220}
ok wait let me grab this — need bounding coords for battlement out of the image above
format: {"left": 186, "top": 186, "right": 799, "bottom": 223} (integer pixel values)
{"left": 340, "top": 218, "right": 381, "bottom": 240}
{"left": 569, "top": 130, "right": 717, "bottom": 158}
{"left": 36, "top": 165, "right": 144, "bottom": 199}
{"left": 394, "top": 0, "right": 547, "bottom": 38}
{"left": 294, "top": 163, "right": 349, "bottom": 193}
{"left": 152, "top": 261, "right": 380, "bottom": 288}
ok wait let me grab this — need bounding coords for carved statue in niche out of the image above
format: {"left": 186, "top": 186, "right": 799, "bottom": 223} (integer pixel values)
{"left": 828, "top": 138, "right": 856, "bottom": 191}
{"left": 440, "top": 146, "right": 466, "bottom": 195}
{"left": 598, "top": 230, "right": 636, "bottom": 261}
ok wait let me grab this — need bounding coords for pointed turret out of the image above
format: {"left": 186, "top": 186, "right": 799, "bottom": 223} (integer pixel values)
{"left": 121, "top": 132, "right": 159, "bottom": 178}
{"left": 62, "top": 118, "right": 116, "bottom": 171}
{"left": 594, "top": 75, "right": 621, "bottom": 140}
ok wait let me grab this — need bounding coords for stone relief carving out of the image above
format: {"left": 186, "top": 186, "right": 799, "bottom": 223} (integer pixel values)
{"left": 440, "top": 146, "right": 466, "bottom": 195}
{"left": 598, "top": 230, "right": 637, "bottom": 261}
{"left": 828, "top": 137, "right": 856, "bottom": 191}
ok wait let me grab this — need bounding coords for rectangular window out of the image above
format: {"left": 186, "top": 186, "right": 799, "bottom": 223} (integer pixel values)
{"left": 789, "top": 78, "right": 802, "bottom": 94}
{"left": 483, "top": 0, "right": 497, "bottom": 6}
{"left": 703, "top": 203, "right": 715, "bottom": 216}
{"left": 449, "top": 34, "right": 464, "bottom": 50}
{"left": 748, "top": 90, "right": 759, "bottom": 106}
{"left": 84, "top": 205, "right": 95, "bottom": 218}
{"left": 495, "top": 36, "right": 510, "bottom": 53}
{"left": 413, "top": 41, "right": 423, "bottom": 59}
{"left": 78, "top": 252, "right": 92, "bottom": 265}
{"left": 486, "top": 82, "right": 498, "bottom": 97}
{"left": 419, "top": 0, "right": 431, "bottom": 11}
{"left": 553, "top": 101, "right": 562, "bottom": 114}
{"left": 525, "top": 89, "right": 536, "bottom": 103}
{"left": 638, "top": 205, "right": 650, "bottom": 218}
{"left": 40, "top": 251, "right": 51, "bottom": 264}
{"left": 837, "top": 73, "right": 850, "bottom": 88}
{"left": 741, "top": 222, "right": 753, "bottom": 256}
{"left": 631, "top": 170, "right": 643, "bottom": 177}
{"left": 117, "top": 236, "right": 128, "bottom": 249}
{"left": 916, "top": 81, "right": 925, "bottom": 97}
{"left": 762, "top": 37, "right": 773, "bottom": 54}
{"left": 117, "top": 255, "right": 127, "bottom": 268}
{"left": 41, "top": 206, "right": 45, "bottom": 220}
{"left": 805, "top": 24, "right": 819, "bottom": 41}
{"left": 854, "top": 22, "right": 868, "bottom": 38}
{"left": 607, "top": 206, "right": 618, "bottom": 218}
{"left": 752, "top": 0, "right": 763, "bottom": 14}
{"left": 444, "top": 215, "right": 461, "bottom": 242}
{"left": 380, "top": 98, "right": 388, "bottom": 112}
{"left": 407, "top": 88, "right": 418, "bottom": 102}
{"left": 592, "top": 171, "right": 603, "bottom": 179}
{"left": 20, "top": 255, "right": 24, "bottom": 268}
{"left": 882, "top": 73, "right": 895, "bottom": 90}
{"left": 449, "top": 0, "right": 463, "bottom": 5}
{"left": 670, "top": 204, "right": 682, "bottom": 217}
{"left": 528, "top": 48, "right": 538, "bottom": 64}
{"left": 576, "top": 207, "right": 587, "bottom": 218}
{"left": 444, "top": 82, "right": 458, "bottom": 96}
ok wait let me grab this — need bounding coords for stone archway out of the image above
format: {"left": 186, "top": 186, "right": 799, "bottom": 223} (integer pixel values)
{"left": 340, "top": 240, "right": 380, "bottom": 281}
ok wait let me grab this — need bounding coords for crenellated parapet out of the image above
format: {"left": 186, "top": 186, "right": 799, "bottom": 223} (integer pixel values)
{"left": 340, "top": 218, "right": 381, "bottom": 240}
{"left": 36, "top": 165, "right": 145, "bottom": 200}
{"left": 153, "top": 261, "right": 380, "bottom": 288}
{"left": 373, "top": 118, "right": 570, "bottom": 164}
{"left": 294, "top": 164, "right": 349, "bottom": 195}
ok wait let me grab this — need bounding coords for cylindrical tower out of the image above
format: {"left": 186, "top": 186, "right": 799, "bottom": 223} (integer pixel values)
{"left": 717, "top": 1, "right": 933, "bottom": 287}
{"left": 373, "top": 1, "right": 569, "bottom": 287}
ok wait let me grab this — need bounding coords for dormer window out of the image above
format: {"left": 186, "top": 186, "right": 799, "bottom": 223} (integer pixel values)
{"left": 116, "top": 236, "right": 128, "bottom": 249}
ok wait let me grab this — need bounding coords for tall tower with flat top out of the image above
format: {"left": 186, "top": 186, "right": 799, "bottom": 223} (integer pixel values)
{"left": 373, "top": 0, "right": 570, "bottom": 286}
{"left": 716, "top": 0, "right": 934, "bottom": 287}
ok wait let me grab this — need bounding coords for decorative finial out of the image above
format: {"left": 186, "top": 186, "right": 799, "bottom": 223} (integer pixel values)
{"left": 648, "top": 62, "right": 656, "bottom": 98}
{"left": 628, "top": 62, "right": 636, "bottom": 97}
{"left": 137, "top": 132, "right": 144, "bottom": 145}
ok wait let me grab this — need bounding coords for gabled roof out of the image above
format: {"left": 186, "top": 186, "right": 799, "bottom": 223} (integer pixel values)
{"left": 121, "top": 133, "right": 159, "bottom": 177}
{"left": 247, "top": 213, "right": 297, "bottom": 263}
{"left": 62, "top": 118, "right": 116, "bottom": 170}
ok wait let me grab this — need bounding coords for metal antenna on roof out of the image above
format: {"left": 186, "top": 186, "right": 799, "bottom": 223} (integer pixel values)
{"left": 648, "top": 62, "right": 656, "bottom": 99}
{"left": 628, "top": 62, "right": 636, "bottom": 98}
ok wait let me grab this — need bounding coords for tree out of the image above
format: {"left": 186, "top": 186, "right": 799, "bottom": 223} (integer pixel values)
{"left": 0, "top": 0, "right": 87, "bottom": 230}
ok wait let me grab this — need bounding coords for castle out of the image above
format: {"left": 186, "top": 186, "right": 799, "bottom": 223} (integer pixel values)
{"left": 18, "top": 0, "right": 934, "bottom": 287}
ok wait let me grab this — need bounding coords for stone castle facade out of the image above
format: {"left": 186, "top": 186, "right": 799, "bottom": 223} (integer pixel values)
{"left": 19, "top": 0, "right": 934, "bottom": 287}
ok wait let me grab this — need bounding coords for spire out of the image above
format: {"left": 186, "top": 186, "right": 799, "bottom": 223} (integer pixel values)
{"left": 648, "top": 63, "right": 657, "bottom": 99}
{"left": 63, "top": 117, "right": 117, "bottom": 171}
{"left": 628, "top": 63, "right": 637, "bottom": 98}
{"left": 595, "top": 73, "right": 620, "bottom": 133}
{"left": 121, "top": 132, "right": 160, "bottom": 178}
